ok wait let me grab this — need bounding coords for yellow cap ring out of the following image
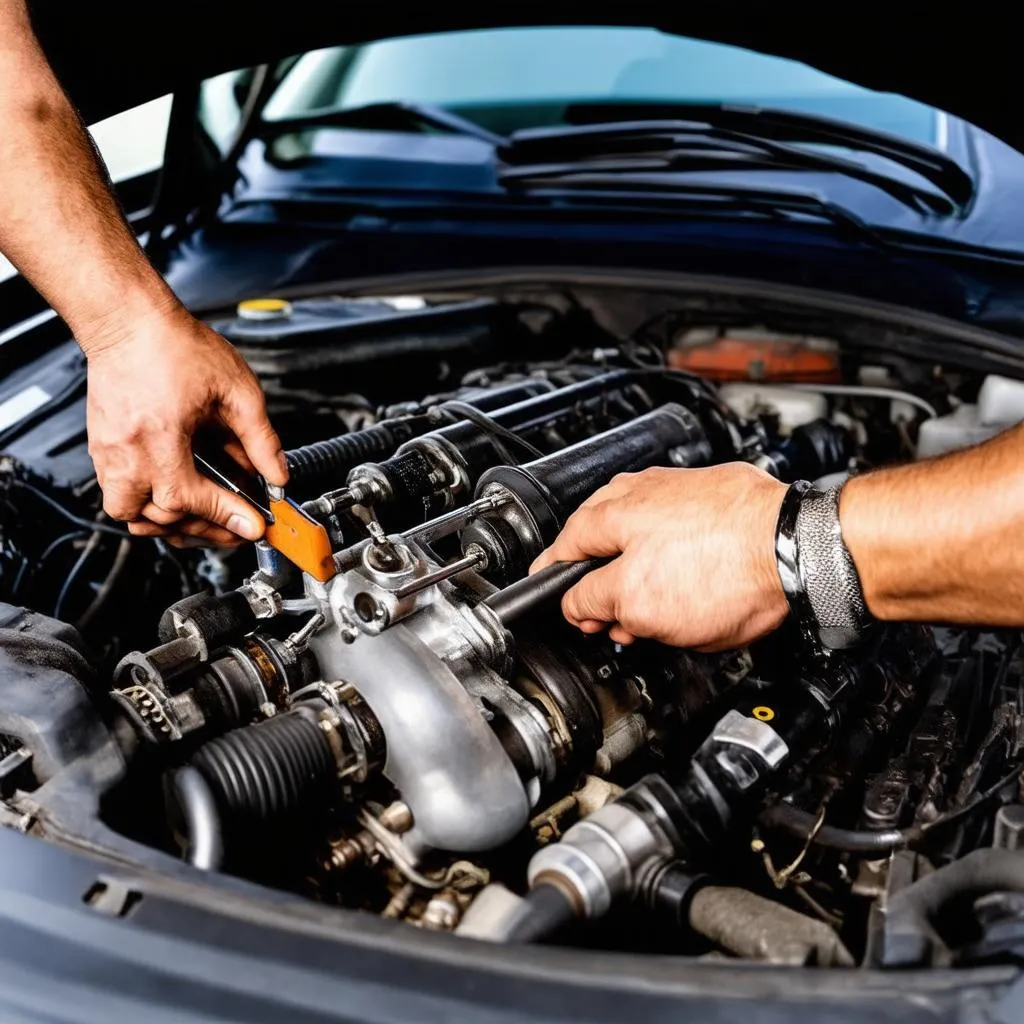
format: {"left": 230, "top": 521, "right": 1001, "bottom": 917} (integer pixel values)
{"left": 752, "top": 705, "right": 775, "bottom": 722}
{"left": 237, "top": 297, "right": 293, "bottom": 320}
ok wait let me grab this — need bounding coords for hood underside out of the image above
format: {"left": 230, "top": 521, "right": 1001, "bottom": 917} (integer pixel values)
{"left": 28, "top": 3, "right": 1021, "bottom": 154}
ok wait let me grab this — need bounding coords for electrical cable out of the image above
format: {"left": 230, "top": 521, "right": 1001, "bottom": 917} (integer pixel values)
{"left": 759, "top": 763, "right": 1024, "bottom": 856}
{"left": 54, "top": 530, "right": 103, "bottom": 621}
{"left": 11, "top": 481, "right": 131, "bottom": 537}
{"left": 7, "top": 530, "right": 86, "bottom": 603}
{"left": 153, "top": 539, "right": 192, "bottom": 598}
{"left": 438, "top": 400, "right": 545, "bottom": 461}
{"left": 76, "top": 536, "right": 131, "bottom": 630}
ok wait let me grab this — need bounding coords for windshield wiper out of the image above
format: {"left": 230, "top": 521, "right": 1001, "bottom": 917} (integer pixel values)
{"left": 491, "top": 174, "right": 890, "bottom": 248}
{"left": 256, "top": 101, "right": 506, "bottom": 147}
{"left": 500, "top": 109, "right": 973, "bottom": 217}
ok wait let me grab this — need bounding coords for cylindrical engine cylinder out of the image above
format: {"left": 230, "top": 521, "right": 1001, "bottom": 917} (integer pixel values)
{"left": 286, "top": 379, "right": 552, "bottom": 496}
{"left": 347, "top": 371, "right": 647, "bottom": 523}
{"left": 463, "top": 403, "right": 710, "bottom": 582}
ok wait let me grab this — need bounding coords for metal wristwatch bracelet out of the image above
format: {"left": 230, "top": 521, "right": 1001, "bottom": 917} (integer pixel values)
{"left": 774, "top": 480, "right": 872, "bottom": 651}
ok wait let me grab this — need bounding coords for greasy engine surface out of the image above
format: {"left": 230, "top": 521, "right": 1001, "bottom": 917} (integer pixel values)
{"left": 2, "top": 289, "right": 1024, "bottom": 968}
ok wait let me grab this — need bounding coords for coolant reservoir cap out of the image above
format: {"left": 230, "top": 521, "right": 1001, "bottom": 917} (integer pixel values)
{"left": 236, "top": 297, "right": 293, "bottom": 321}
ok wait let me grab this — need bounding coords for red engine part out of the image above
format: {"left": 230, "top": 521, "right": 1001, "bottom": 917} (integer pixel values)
{"left": 669, "top": 330, "right": 842, "bottom": 383}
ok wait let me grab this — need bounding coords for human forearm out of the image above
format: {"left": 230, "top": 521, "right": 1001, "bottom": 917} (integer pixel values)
{"left": 840, "top": 422, "right": 1024, "bottom": 625}
{"left": 0, "top": 0, "right": 177, "bottom": 351}
{"left": 0, "top": 1, "right": 287, "bottom": 546}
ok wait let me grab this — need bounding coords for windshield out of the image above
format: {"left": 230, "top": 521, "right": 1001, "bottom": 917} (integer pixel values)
{"left": 262, "top": 26, "right": 943, "bottom": 146}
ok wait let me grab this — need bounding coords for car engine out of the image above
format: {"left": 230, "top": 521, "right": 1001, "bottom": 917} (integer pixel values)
{"left": 2, "top": 285, "right": 1024, "bottom": 969}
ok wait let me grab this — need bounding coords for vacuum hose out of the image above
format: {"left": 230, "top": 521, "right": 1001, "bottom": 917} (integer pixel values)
{"left": 287, "top": 422, "right": 400, "bottom": 490}
{"left": 190, "top": 708, "right": 336, "bottom": 822}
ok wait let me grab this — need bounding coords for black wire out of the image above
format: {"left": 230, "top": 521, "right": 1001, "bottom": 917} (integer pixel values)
{"left": 7, "top": 530, "right": 87, "bottom": 603}
{"left": 36, "top": 529, "right": 89, "bottom": 565}
{"left": 438, "top": 400, "right": 544, "bottom": 461}
{"left": 759, "top": 762, "right": 1024, "bottom": 857}
{"left": 10, "top": 480, "right": 131, "bottom": 537}
{"left": 154, "top": 538, "right": 192, "bottom": 598}
{"left": 6, "top": 557, "right": 29, "bottom": 603}
{"left": 53, "top": 531, "right": 102, "bottom": 621}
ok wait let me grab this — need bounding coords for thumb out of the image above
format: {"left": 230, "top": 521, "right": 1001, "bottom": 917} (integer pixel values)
{"left": 221, "top": 383, "right": 288, "bottom": 487}
{"left": 183, "top": 474, "right": 266, "bottom": 541}
{"left": 561, "top": 560, "right": 623, "bottom": 628}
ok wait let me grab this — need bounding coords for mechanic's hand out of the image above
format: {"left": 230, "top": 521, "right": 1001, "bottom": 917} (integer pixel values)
{"left": 530, "top": 463, "right": 790, "bottom": 650}
{"left": 84, "top": 303, "right": 287, "bottom": 548}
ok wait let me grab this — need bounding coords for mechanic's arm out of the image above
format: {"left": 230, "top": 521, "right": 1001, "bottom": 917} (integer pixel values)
{"left": 0, "top": 0, "right": 285, "bottom": 546}
{"left": 532, "top": 422, "right": 1024, "bottom": 650}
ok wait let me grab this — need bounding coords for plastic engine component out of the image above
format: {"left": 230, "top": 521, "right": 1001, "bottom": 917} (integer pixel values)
{"left": 717, "top": 383, "right": 828, "bottom": 435}
{"left": 918, "top": 375, "right": 1024, "bottom": 459}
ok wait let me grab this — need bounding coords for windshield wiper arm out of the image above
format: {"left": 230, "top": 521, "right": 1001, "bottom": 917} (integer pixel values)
{"left": 256, "top": 101, "right": 506, "bottom": 147}
{"left": 496, "top": 175, "right": 891, "bottom": 248}
{"left": 503, "top": 107, "right": 973, "bottom": 214}
{"left": 500, "top": 125, "right": 954, "bottom": 216}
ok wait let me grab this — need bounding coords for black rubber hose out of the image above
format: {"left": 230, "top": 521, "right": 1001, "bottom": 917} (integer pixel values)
{"left": 286, "top": 379, "right": 555, "bottom": 491}
{"left": 881, "top": 849, "right": 1024, "bottom": 967}
{"left": 171, "top": 766, "right": 224, "bottom": 871}
{"left": 286, "top": 422, "right": 398, "bottom": 487}
{"left": 191, "top": 709, "right": 336, "bottom": 821}
{"left": 759, "top": 765, "right": 1024, "bottom": 857}
{"left": 504, "top": 883, "right": 577, "bottom": 943}
{"left": 758, "top": 804, "right": 910, "bottom": 855}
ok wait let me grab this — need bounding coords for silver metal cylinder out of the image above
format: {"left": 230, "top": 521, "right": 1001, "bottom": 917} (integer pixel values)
{"left": 526, "top": 801, "right": 674, "bottom": 917}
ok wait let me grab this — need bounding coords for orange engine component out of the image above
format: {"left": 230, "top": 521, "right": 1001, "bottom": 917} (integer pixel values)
{"left": 266, "top": 497, "right": 337, "bottom": 583}
{"left": 669, "top": 329, "right": 842, "bottom": 383}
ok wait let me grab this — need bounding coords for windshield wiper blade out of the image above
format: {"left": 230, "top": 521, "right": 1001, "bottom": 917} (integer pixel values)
{"left": 503, "top": 107, "right": 973, "bottom": 214}
{"left": 496, "top": 175, "right": 891, "bottom": 248}
{"left": 568, "top": 104, "right": 972, "bottom": 199}
{"left": 256, "top": 101, "right": 506, "bottom": 147}
{"left": 500, "top": 126, "right": 953, "bottom": 217}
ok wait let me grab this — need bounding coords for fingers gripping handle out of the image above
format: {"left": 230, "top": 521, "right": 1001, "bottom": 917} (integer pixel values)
{"left": 483, "top": 558, "right": 610, "bottom": 627}
{"left": 194, "top": 448, "right": 336, "bottom": 581}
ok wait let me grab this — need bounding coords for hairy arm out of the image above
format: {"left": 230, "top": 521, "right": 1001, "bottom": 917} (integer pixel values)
{"left": 0, "top": 1, "right": 285, "bottom": 545}
{"left": 533, "top": 422, "right": 1024, "bottom": 650}
{"left": 0, "top": 0, "right": 173, "bottom": 341}
{"left": 841, "top": 420, "right": 1024, "bottom": 624}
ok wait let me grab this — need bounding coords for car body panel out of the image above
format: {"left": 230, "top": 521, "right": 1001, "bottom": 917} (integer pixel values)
{"left": 0, "top": 824, "right": 1018, "bottom": 1024}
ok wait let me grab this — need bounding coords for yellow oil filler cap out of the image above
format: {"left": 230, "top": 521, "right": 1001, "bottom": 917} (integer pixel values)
{"left": 236, "top": 297, "right": 293, "bottom": 321}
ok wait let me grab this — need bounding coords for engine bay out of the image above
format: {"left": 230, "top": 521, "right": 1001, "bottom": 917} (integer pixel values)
{"left": 2, "top": 282, "right": 1024, "bottom": 969}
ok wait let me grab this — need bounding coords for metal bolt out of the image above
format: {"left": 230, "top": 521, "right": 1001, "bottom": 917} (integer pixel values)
{"left": 260, "top": 702, "right": 277, "bottom": 718}
{"left": 378, "top": 801, "right": 413, "bottom": 834}
{"left": 326, "top": 836, "right": 367, "bottom": 872}
{"left": 597, "top": 664, "right": 613, "bottom": 681}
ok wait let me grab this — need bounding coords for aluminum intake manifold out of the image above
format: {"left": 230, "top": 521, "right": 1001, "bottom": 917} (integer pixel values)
{"left": 305, "top": 511, "right": 554, "bottom": 853}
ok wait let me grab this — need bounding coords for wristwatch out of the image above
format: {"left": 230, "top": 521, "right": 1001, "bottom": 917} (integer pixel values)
{"left": 774, "top": 480, "right": 872, "bottom": 651}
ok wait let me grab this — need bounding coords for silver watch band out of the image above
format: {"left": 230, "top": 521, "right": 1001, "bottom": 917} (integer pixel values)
{"left": 775, "top": 481, "right": 871, "bottom": 651}
{"left": 795, "top": 484, "right": 870, "bottom": 650}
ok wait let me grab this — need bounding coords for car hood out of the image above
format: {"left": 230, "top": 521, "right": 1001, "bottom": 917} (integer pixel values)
{"left": 27, "top": 3, "right": 1024, "bottom": 157}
